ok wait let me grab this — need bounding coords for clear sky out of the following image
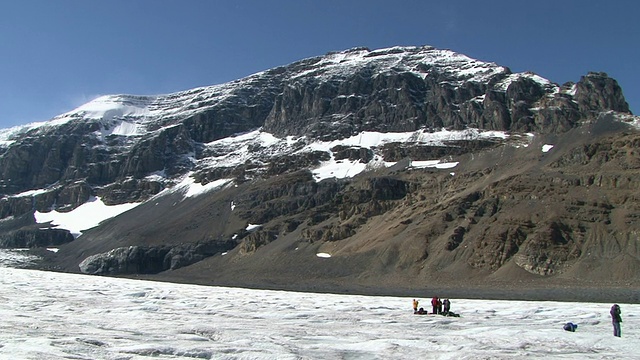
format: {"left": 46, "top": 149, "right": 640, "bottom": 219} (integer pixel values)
{"left": 1, "top": 0, "right": 638, "bottom": 129}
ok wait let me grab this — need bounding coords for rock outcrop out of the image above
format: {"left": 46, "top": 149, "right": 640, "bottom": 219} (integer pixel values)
{"left": 0, "top": 228, "right": 74, "bottom": 248}
{"left": 79, "top": 239, "right": 237, "bottom": 275}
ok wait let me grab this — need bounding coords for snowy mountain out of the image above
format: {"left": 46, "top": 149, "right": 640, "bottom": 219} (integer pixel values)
{"left": 0, "top": 45, "right": 638, "bottom": 299}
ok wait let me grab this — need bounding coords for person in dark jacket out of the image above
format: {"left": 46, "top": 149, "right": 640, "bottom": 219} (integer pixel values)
{"left": 415, "top": 307, "right": 427, "bottom": 315}
{"left": 443, "top": 299, "right": 451, "bottom": 314}
{"left": 610, "top": 304, "right": 622, "bottom": 337}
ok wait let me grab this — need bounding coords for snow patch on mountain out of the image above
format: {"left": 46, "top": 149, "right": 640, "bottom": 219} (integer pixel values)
{"left": 312, "top": 158, "right": 369, "bottom": 181}
{"left": 62, "top": 95, "right": 153, "bottom": 120}
{"left": 106, "top": 121, "right": 143, "bottom": 136}
{"left": 194, "top": 127, "right": 510, "bottom": 182}
{"left": 34, "top": 197, "right": 140, "bottom": 237}
{"left": 303, "top": 128, "right": 503, "bottom": 181}
{"left": 410, "top": 160, "right": 459, "bottom": 169}
{"left": 0, "top": 122, "right": 60, "bottom": 147}
{"left": 1, "top": 72, "right": 272, "bottom": 145}
{"left": 611, "top": 111, "right": 640, "bottom": 130}
{"left": 30, "top": 173, "right": 232, "bottom": 236}
{"left": 495, "top": 72, "right": 559, "bottom": 93}
{"left": 9, "top": 187, "right": 53, "bottom": 198}
{"left": 145, "top": 171, "right": 168, "bottom": 182}
{"left": 307, "top": 128, "right": 508, "bottom": 149}
{"left": 176, "top": 176, "right": 233, "bottom": 198}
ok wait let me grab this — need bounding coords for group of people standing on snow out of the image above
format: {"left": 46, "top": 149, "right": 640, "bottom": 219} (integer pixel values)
{"left": 430, "top": 296, "right": 450, "bottom": 315}
{"left": 412, "top": 297, "right": 452, "bottom": 316}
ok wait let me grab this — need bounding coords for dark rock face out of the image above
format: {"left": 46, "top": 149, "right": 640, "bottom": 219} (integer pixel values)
{"left": 239, "top": 230, "right": 279, "bottom": 255}
{"left": 0, "top": 228, "right": 74, "bottom": 248}
{"left": 234, "top": 171, "right": 346, "bottom": 225}
{"left": 79, "top": 239, "right": 237, "bottom": 275}
{"left": 263, "top": 61, "right": 632, "bottom": 141}
{"left": 574, "top": 72, "right": 630, "bottom": 115}
{"left": 446, "top": 226, "right": 465, "bottom": 251}
{"left": 331, "top": 145, "right": 374, "bottom": 163}
{"left": 264, "top": 70, "right": 433, "bottom": 139}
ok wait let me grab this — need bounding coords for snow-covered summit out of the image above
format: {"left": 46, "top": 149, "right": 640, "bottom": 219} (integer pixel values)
{"left": 295, "top": 45, "right": 511, "bottom": 85}
{"left": 59, "top": 94, "right": 156, "bottom": 121}
{"left": 0, "top": 45, "right": 544, "bottom": 139}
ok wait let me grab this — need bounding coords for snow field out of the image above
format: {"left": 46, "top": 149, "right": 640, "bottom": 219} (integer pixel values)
{"left": 0, "top": 262, "right": 637, "bottom": 360}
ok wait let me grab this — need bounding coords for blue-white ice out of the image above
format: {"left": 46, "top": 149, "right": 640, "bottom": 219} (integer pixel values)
{"left": 0, "top": 251, "right": 637, "bottom": 359}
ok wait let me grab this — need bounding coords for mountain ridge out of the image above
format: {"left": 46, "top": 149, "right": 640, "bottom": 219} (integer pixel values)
{"left": 0, "top": 45, "right": 638, "bottom": 301}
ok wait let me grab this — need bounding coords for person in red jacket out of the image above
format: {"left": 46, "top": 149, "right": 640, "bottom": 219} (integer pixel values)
{"left": 431, "top": 297, "right": 439, "bottom": 314}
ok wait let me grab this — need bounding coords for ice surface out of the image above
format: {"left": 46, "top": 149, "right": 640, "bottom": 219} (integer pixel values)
{"left": 0, "top": 257, "right": 637, "bottom": 359}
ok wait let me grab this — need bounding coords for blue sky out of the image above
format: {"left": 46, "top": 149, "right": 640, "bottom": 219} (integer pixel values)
{"left": 1, "top": 0, "right": 638, "bottom": 128}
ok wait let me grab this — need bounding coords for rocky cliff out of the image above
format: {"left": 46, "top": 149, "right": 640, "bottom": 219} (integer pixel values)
{"left": 0, "top": 45, "right": 638, "bottom": 299}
